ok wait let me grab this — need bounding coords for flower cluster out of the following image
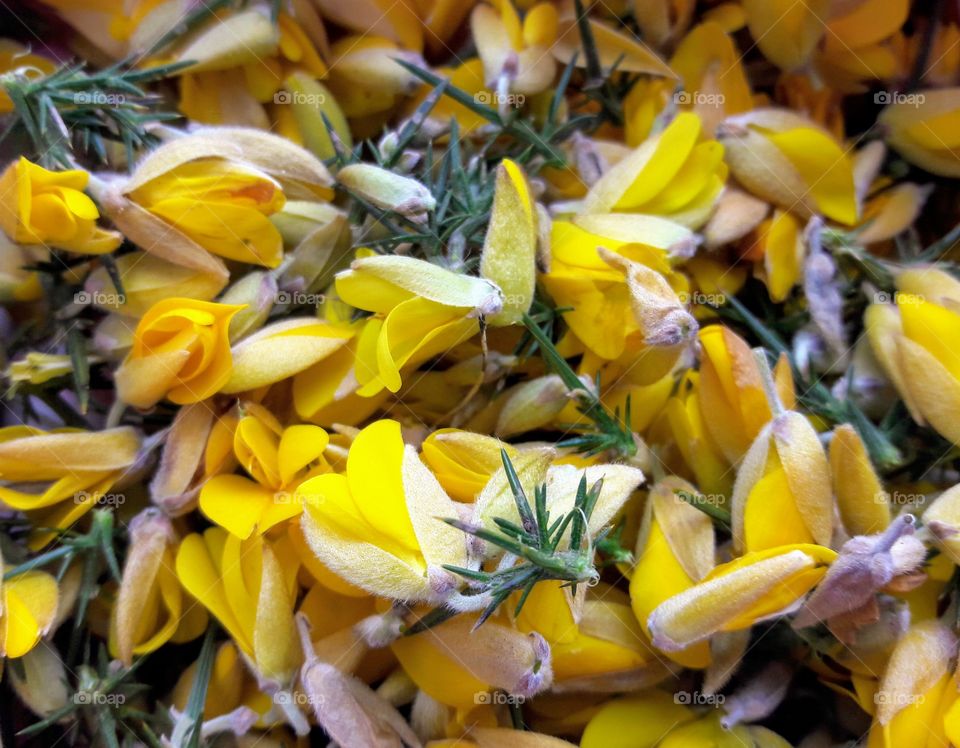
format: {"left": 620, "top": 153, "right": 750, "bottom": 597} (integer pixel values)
{"left": 2, "top": 1, "right": 960, "bottom": 746}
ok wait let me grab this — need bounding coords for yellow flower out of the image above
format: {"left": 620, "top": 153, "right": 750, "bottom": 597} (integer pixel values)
{"left": 176, "top": 10, "right": 328, "bottom": 127}
{"left": 471, "top": 0, "right": 558, "bottom": 96}
{"left": 0, "top": 41, "right": 55, "bottom": 113}
{"left": 581, "top": 690, "right": 696, "bottom": 748}
{"left": 741, "top": 0, "right": 830, "bottom": 71}
{"left": 540, "top": 219, "right": 695, "bottom": 381}
{"left": 0, "top": 232, "right": 43, "bottom": 302}
{"left": 480, "top": 158, "right": 538, "bottom": 326}
{"left": 221, "top": 317, "right": 356, "bottom": 394}
{"left": 107, "top": 128, "right": 332, "bottom": 280}
{"left": 661, "top": 372, "right": 731, "bottom": 498}
{"left": 697, "top": 325, "right": 795, "bottom": 464}
{"left": 669, "top": 22, "right": 753, "bottom": 134}
{"left": 83, "top": 252, "right": 228, "bottom": 317}
{"left": 719, "top": 108, "right": 859, "bottom": 225}
{"left": 0, "top": 566, "right": 59, "bottom": 658}
{"left": 199, "top": 403, "right": 331, "bottom": 538}
{"left": 175, "top": 528, "right": 301, "bottom": 685}
{"left": 324, "top": 36, "right": 422, "bottom": 123}
{"left": 298, "top": 419, "right": 469, "bottom": 601}
{"left": 310, "top": 0, "right": 424, "bottom": 52}
{"left": 879, "top": 88, "right": 960, "bottom": 177}
{"left": 125, "top": 158, "right": 286, "bottom": 267}
{"left": 584, "top": 698, "right": 789, "bottom": 748}
{"left": 754, "top": 210, "right": 805, "bottom": 303}
{"left": 731, "top": 410, "right": 833, "bottom": 554}
{"left": 420, "top": 428, "right": 518, "bottom": 503}
{"left": 582, "top": 112, "right": 727, "bottom": 229}
{"left": 115, "top": 297, "right": 244, "bottom": 409}
{"left": 389, "top": 609, "right": 553, "bottom": 708}
{"left": 0, "top": 425, "right": 140, "bottom": 547}
{"left": 816, "top": 0, "right": 908, "bottom": 89}
{"left": 170, "top": 641, "right": 268, "bottom": 724}
{"left": 109, "top": 510, "right": 206, "bottom": 664}
{"left": 647, "top": 543, "right": 836, "bottom": 651}
{"left": 516, "top": 580, "right": 655, "bottom": 686}
{"left": 406, "top": 58, "right": 495, "bottom": 136}
{"left": 0, "top": 157, "right": 121, "bottom": 254}
{"left": 867, "top": 620, "right": 957, "bottom": 747}
{"left": 865, "top": 267, "right": 960, "bottom": 445}
{"left": 335, "top": 254, "right": 501, "bottom": 395}
{"left": 630, "top": 478, "right": 715, "bottom": 669}
{"left": 830, "top": 423, "right": 891, "bottom": 536}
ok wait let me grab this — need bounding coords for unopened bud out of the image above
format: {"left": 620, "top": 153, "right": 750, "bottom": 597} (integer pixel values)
{"left": 338, "top": 164, "right": 435, "bottom": 221}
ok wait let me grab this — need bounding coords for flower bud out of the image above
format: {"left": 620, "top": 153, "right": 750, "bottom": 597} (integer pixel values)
{"left": 830, "top": 424, "right": 891, "bottom": 536}
{"left": 111, "top": 508, "right": 182, "bottom": 665}
{"left": 9, "top": 644, "right": 70, "bottom": 717}
{"left": 219, "top": 271, "right": 277, "bottom": 341}
{"left": 480, "top": 159, "right": 538, "bottom": 326}
{"left": 338, "top": 163, "right": 436, "bottom": 221}
{"left": 495, "top": 376, "right": 570, "bottom": 437}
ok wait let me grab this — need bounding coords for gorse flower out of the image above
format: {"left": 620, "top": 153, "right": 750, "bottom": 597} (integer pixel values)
{"left": 115, "top": 297, "right": 243, "bottom": 408}
{"left": 0, "top": 157, "right": 121, "bottom": 254}
{"left": 297, "top": 419, "right": 470, "bottom": 602}
{"left": 8, "top": 0, "right": 960, "bottom": 745}
{"left": 199, "top": 403, "right": 331, "bottom": 538}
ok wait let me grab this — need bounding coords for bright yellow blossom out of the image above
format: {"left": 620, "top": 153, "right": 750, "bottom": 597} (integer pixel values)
{"left": 298, "top": 419, "right": 469, "bottom": 601}
{"left": 115, "top": 297, "right": 244, "bottom": 408}
{"left": 199, "top": 403, "right": 331, "bottom": 538}
{"left": 0, "top": 157, "right": 121, "bottom": 254}
{"left": 0, "top": 425, "right": 140, "bottom": 546}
